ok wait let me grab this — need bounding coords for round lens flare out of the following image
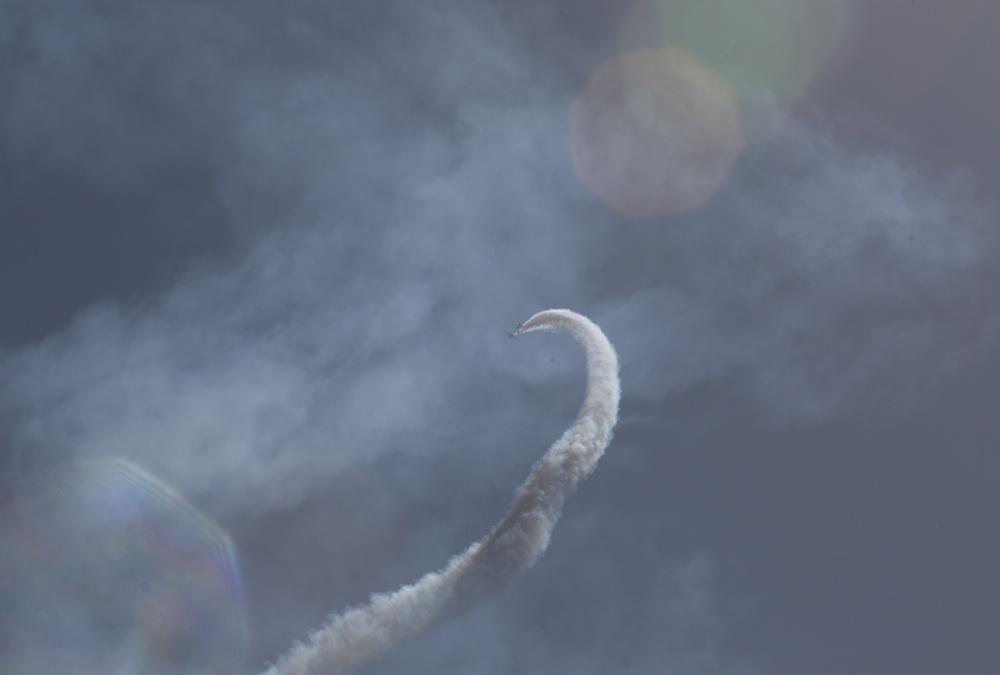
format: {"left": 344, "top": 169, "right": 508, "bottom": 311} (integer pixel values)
{"left": 569, "top": 47, "right": 743, "bottom": 217}
{"left": 0, "top": 459, "right": 247, "bottom": 674}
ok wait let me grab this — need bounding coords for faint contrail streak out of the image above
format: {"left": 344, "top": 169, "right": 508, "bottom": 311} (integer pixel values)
{"left": 263, "top": 309, "right": 620, "bottom": 675}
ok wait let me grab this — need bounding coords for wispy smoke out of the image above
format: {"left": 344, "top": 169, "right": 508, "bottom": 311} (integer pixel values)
{"left": 3, "top": 1, "right": 998, "bottom": 672}
{"left": 263, "top": 309, "right": 620, "bottom": 675}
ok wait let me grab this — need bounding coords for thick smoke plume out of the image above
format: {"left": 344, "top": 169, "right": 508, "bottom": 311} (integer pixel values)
{"left": 263, "top": 309, "right": 620, "bottom": 675}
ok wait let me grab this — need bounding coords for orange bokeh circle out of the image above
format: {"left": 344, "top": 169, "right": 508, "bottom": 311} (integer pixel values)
{"left": 569, "top": 47, "right": 743, "bottom": 217}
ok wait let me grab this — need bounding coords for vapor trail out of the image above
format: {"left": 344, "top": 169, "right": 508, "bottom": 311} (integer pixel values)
{"left": 263, "top": 309, "right": 620, "bottom": 675}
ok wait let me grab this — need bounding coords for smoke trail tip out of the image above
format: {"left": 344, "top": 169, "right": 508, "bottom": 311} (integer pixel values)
{"left": 517, "top": 308, "right": 601, "bottom": 336}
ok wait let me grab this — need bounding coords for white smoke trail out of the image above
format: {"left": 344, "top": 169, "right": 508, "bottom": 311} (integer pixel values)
{"left": 263, "top": 309, "right": 620, "bottom": 675}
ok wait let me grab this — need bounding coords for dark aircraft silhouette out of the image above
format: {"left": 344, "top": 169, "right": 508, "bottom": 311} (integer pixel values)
{"left": 507, "top": 321, "right": 526, "bottom": 339}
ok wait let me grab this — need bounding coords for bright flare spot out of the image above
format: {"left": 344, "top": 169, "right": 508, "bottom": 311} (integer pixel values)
{"left": 569, "top": 47, "right": 743, "bottom": 217}
{"left": 608, "top": 0, "right": 853, "bottom": 108}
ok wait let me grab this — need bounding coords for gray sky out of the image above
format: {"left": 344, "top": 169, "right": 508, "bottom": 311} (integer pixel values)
{"left": 1, "top": 1, "right": 999, "bottom": 673}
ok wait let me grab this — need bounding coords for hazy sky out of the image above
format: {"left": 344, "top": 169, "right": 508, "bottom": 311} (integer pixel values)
{"left": 2, "top": 1, "right": 999, "bottom": 673}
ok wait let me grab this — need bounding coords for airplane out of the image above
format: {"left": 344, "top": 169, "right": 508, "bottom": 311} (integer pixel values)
{"left": 506, "top": 321, "right": 526, "bottom": 339}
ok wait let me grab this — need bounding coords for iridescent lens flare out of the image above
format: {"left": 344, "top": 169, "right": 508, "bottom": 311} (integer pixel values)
{"left": 611, "top": 0, "right": 853, "bottom": 109}
{"left": 0, "top": 459, "right": 247, "bottom": 674}
{"left": 569, "top": 47, "right": 743, "bottom": 217}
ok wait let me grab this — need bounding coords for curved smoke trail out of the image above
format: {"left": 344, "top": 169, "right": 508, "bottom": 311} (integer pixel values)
{"left": 263, "top": 309, "right": 620, "bottom": 675}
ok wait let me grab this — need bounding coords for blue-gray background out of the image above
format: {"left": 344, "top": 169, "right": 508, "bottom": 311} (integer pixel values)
{"left": 1, "top": 1, "right": 998, "bottom": 673}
